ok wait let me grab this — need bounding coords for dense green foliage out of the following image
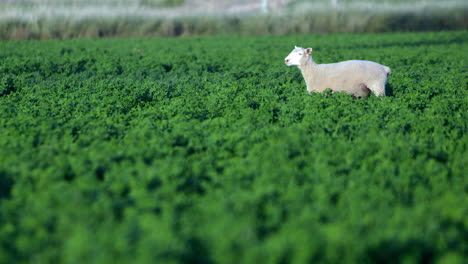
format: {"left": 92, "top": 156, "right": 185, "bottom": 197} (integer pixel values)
{"left": 0, "top": 31, "right": 467, "bottom": 263}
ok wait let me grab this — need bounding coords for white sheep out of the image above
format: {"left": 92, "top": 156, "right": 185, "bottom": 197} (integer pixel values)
{"left": 285, "top": 46, "right": 391, "bottom": 97}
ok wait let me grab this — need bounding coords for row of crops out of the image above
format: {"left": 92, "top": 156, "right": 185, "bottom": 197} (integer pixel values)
{"left": 0, "top": 31, "right": 467, "bottom": 263}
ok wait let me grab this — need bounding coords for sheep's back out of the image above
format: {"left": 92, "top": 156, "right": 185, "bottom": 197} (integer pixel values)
{"left": 317, "top": 60, "right": 387, "bottom": 83}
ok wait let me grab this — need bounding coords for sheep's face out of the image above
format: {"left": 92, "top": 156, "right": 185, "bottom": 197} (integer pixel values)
{"left": 285, "top": 46, "right": 312, "bottom": 66}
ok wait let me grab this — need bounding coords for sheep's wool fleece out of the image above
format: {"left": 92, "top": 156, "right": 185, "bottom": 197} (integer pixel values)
{"left": 299, "top": 59, "right": 390, "bottom": 96}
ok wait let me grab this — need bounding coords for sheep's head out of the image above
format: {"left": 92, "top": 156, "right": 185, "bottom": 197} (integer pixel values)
{"left": 284, "top": 46, "right": 312, "bottom": 66}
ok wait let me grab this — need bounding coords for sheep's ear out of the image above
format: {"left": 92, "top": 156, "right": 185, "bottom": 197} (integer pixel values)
{"left": 306, "top": 48, "right": 313, "bottom": 54}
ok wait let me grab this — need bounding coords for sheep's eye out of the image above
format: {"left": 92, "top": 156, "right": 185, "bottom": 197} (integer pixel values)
{"left": 298, "top": 53, "right": 303, "bottom": 55}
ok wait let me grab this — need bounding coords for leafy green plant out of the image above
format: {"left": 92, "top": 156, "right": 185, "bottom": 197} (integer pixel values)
{"left": 0, "top": 31, "right": 467, "bottom": 263}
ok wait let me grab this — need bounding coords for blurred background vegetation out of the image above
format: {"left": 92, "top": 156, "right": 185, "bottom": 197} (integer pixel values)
{"left": 0, "top": 0, "right": 467, "bottom": 39}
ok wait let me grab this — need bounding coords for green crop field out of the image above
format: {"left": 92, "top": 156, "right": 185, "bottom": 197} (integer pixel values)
{"left": 0, "top": 31, "right": 467, "bottom": 263}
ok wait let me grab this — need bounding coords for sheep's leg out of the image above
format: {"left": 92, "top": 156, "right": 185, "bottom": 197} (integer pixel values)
{"left": 368, "top": 79, "right": 387, "bottom": 97}
{"left": 355, "top": 83, "right": 371, "bottom": 98}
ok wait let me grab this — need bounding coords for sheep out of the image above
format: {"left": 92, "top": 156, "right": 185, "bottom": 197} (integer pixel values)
{"left": 284, "top": 46, "right": 391, "bottom": 97}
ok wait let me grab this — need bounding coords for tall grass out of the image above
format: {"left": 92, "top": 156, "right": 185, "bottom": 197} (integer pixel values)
{"left": 0, "top": 0, "right": 466, "bottom": 39}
